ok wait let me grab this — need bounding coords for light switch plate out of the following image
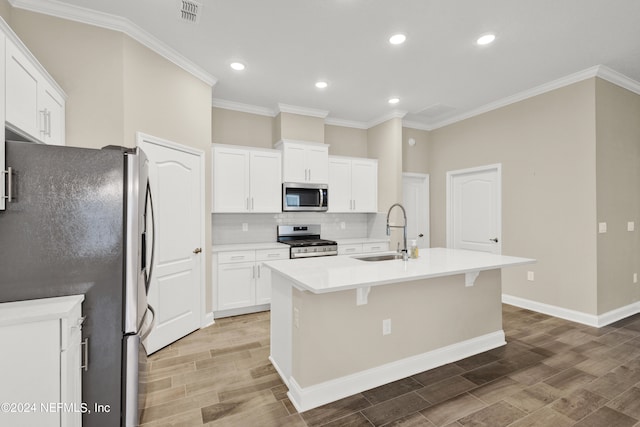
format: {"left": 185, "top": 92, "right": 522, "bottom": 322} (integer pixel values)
{"left": 628, "top": 222, "right": 635, "bottom": 232}
{"left": 598, "top": 222, "right": 607, "bottom": 233}
{"left": 527, "top": 271, "right": 535, "bottom": 281}
{"left": 242, "top": 223, "right": 249, "bottom": 232}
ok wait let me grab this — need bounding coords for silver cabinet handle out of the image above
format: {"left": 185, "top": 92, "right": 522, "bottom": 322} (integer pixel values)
{"left": 81, "top": 338, "right": 89, "bottom": 372}
{"left": 257, "top": 265, "right": 261, "bottom": 278}
{"left": 2, "top": 167, "right": 12, "bottom": 202}
{"left": 45, "top": 110, "right": 52, "bottom": 137}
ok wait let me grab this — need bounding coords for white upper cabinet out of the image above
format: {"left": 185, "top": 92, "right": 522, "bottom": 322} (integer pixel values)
{"left": 3, "top": 21, "right": 66, "bottom": 146}
{"left": 212, "top": 144, "right": 281, "bottom": 213}
{"left": 276, "top": 140, "right": 329, "bottom": 184}
{"left": 328, "top": 156, "right": 378, "bottom": 213}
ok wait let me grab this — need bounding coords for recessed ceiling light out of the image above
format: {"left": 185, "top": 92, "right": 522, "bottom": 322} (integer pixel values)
{"left": 230, "top": 62, "right": 245, "bottom": 71}
{"left": 315, "top": 81, "right": 328, "bottom": 89}
{"left": 388, "top": 97, "right": 400, "bottom": 105}
{"left": 389, "top": 34, "right": 406, "bottom": 45}
{"left": 476, "top": 34, "right": 496, "bottom": 46}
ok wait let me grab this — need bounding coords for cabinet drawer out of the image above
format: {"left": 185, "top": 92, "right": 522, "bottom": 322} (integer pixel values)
{"left": 256, "top": 249, "right": 289, "bottom": 261}
{"left": 338, "top": 244, "right": 362, "bottom": 255}
{"left": 218, "top": 250, "right": 256, "bottom": 264}
{"left": 363, "top": 242, "right": 389, "bottom": 253}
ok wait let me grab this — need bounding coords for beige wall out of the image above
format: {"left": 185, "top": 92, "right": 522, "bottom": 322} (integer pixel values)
{"left": 292, "top": 270, "right": 502, "bottom": 387}
{"left": 9, "top": 9, "right": 214, "bottom": 311}
{"left": 402, "top": 127, "right": 430, "bottom": 174}
{"left": 0, "top": 0, "right": 11, "bottom": 22}
{"left": 429, "top": 79, "right": 599, "bottom": 315}
{"left": 212, "top": 108, "right": 274, "bottom": 148}
{"left": 595, "top": 79, "right": 640, "bottom": 313}
{"left": 325, "top": 124, "right": 368, "bottom": 157}
{"left": 10, "top": 10, "right": 125, "bottom": 149}
{"left": 275, "top": 112, "right": 324, "bottom": 143}
{"left": 367, "top": 118, "right": 403, "bottom": 210}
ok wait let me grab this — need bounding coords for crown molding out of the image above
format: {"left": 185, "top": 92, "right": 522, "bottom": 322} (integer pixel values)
{"left": 324, "top": 117, "right": 368, "bottom": 129}
{"left": 212, "top": 65, "right": 640, "bottom": 132}
{"left": 596, "top": 65, "right": 640, "bottom": 95}
{"left": 8, "top": 0, "right": 217, "bottom": 87}
{"left": 276, "top": 103, "right": 329, "bottom": 118}
{"left": 212, "top": 98, "right": 277, "bottom": 117}
{"left": 366, "top": 110, "right": 408, "bottom": 129}
{"left": 401, "top": 120, "right": 432, "bottom": 131}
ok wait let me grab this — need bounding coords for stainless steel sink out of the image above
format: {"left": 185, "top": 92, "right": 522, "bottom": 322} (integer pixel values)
{"left": 353, "top": 254, "right": 405, "bottom": 262}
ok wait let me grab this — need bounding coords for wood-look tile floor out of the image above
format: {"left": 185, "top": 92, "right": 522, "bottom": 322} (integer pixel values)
{"left": 140, "top": 306, "right": 640, "bottom": 427}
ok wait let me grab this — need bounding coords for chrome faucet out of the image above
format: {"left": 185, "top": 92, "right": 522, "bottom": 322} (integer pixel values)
{"left": 386, "top": 203, "right": 408, "bottom": 261}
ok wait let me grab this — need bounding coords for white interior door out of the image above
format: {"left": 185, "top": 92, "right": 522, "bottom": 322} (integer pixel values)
{"left": 402, "top": 173, "right": 429, "bottom": 248}
{"left": 138, "top": 133, "right": 204, "bottom": 354}
{"left": 447, "top": 164, "right": 501, "bottom": 254}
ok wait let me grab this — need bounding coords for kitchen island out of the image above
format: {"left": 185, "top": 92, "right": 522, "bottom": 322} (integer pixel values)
{"left": 264, "top": 247, "right": 535, "bottom": 412}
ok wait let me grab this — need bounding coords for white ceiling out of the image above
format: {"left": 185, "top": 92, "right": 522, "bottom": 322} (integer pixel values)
{"left": 12, "top": 0, "right": 640, "bottom": 129}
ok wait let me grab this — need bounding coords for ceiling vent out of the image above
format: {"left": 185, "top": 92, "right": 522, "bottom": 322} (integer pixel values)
{"left": 179, "top": 0, "right": 202, "bottom": 24}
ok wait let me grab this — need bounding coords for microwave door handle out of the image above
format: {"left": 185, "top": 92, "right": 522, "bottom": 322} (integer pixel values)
{"left": 319, "top": 188, "right": 324, "bottom": 208}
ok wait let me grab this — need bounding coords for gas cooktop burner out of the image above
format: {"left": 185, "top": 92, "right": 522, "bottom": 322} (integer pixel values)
{"left": 277, "top": 225, "right": 338, "bottom": 259}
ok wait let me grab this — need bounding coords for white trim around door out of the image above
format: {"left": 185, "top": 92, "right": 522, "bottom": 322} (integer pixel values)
{"left": 136, "top": 132, "right": 207, "bottom": 329}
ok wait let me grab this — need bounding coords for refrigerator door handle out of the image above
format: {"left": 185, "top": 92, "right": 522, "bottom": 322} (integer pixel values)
{"left": 140, "top": 305, "right": 156, "bottom": 341}
{"left": 144, "top": 180, "right": 156, "bottom": 294}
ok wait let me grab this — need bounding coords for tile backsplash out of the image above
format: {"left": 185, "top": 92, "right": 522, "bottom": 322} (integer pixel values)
{"left": 212, "top": 212, "right": 388, "bottom": 245}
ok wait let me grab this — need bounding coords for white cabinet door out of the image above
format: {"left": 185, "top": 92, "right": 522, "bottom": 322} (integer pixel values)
{"left": 351, "top": 159, "right": 378, "bottom": 212}
{"left": 255, "top": 262, "right": 271, "bottom": 305}
{"left": 279, "top": 141, "right": 329, "bottom": 184}
{"left": 254, "top": 248, "right": 288, "bottom": 305}
{"left": 39, "top": 81, "right": 66, "bottom": 146}
{"left": 338, "top": 244, "right": 362, "bottom": 255}
{"left": 250, "top": 150, "right": 281, "bottom": 212}
{"left": 363, "top": 242, "right": 389, "bottom": 253}
{"left": 328, "top": 157, "right": 352, "bottom": 212}
{"left": 5, "top": 40, "right": 40, "bottom": 140}
{"left": 212, "top": 146, "right": 249, "bottom": 212}
{"left": 0, "top": 319, "right": 60, "bottom": 427}
{"left": 218, "top": 262, "right": 256, "bottom": 310}
{"left": 281, "top": 143, "right": 307, "bottom": 183}
{"left": 305, "top": 145, "right": 329, "bottom": 184}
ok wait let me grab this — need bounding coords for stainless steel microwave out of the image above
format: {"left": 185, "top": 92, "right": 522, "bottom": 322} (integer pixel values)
{"left": 282, "top": 183, "right": 328, "bottom": 212}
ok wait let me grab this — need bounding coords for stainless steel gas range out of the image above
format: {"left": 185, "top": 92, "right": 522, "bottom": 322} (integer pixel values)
{"left": 277, "top": 225, "right": 338, "bottom": 259}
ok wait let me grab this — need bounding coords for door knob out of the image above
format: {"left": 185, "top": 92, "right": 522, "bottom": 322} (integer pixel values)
{"left": 193, "top": 248, "right": 202, "bottom": 254}
{"left": 418, "top": 233, "right": 424, "bottom": 238}
{"left": 489, "top": 238, "right": 499, "bottom": 243}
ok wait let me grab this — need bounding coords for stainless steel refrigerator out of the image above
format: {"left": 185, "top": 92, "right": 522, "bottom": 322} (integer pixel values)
{"left": 0, "top": 140, "right": 155, "bottom": 427}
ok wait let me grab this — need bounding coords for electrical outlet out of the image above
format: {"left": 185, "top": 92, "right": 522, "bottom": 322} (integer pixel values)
{"left": 242, "top": 223, "right": 249, "bottom": 232}
{"left": 340, "top": 222, "right": 346, "bottom": 230}
{"left": 527, "top": 271, "right": 535, "bottom": 281}
{"left": 598, "top": 222, "right": 607, "bottom": 233}
{"left": 293, "top": 308, "right": 300, "bottom": 328}
{"left": 382, "top": 319, "right": 391, "bottom": 335}
{"left": 634, "top": 273, "right": 638, "bottom": 284}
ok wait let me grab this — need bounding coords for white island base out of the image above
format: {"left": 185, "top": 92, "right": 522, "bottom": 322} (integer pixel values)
{"left": 266, "top": 248, "right": 534, "bottom": 412}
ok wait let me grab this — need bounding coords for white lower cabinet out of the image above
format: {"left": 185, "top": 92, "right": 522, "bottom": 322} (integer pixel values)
{"left": 338, "top": 241, "right": 389, "bottom": 255}
{"left": 214, "top": 248, "right": 289, "bottom": 316}
{"left": 0, "top": 295, "right": 84, "bottom": 427}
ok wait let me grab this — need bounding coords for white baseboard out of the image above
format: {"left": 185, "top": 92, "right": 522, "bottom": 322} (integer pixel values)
{"left": 284, "top": 330, "right": 505, "bottom": 413}
{"left": 502, "top": 294, "right": 640, "bottom": 328}
{"left": 202, "top": 312, "right": 215, "bottom": 328}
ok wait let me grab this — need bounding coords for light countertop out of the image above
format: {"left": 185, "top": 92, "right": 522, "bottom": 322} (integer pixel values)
{"left": 264, "top": 247, "right": 535, "bottom": 293}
